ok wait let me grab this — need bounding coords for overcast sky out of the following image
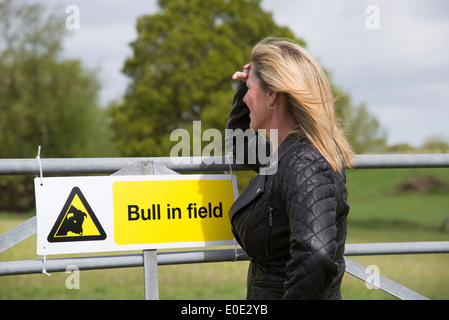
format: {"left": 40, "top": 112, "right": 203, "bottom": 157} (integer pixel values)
{"left": 25, "top": 0, "right": 449, "bottom": 147}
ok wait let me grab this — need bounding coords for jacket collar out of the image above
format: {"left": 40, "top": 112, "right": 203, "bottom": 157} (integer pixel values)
{"left": 274, "top": 134, "right": 307, "bottom": 162}
{"left": 258, "top": 134, "right": 306, "bottom": 175}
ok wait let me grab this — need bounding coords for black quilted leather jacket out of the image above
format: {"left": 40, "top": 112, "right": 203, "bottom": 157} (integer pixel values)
{"left": 227, "top": 81, "right": 350, "bottom": 300}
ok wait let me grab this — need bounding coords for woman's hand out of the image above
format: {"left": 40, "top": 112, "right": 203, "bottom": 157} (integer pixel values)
{"left": 232, "top": 63, "right": 251, "bottom": 81}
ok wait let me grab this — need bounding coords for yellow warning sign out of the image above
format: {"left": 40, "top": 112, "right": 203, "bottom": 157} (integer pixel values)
{"left": 47, "top": 187, "right": 107, "bottom": 242}
{"left": 113, "top": 179, "right": 235, "bottom": 245}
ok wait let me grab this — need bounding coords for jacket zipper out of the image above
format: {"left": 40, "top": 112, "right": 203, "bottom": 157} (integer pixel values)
{"left": 265, "top": 205, "right": 274, "bottom": 259}
{"left": 268, "top": 206, "right": 273, "bottom": 227}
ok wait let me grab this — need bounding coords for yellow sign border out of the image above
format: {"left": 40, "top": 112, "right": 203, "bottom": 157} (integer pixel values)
{"left": 113, "top": 178, "right": 235, "bottom": 245}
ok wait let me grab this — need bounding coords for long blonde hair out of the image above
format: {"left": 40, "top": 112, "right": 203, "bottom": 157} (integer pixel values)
{"left": 251, "top": 37, "right": 355, "bottom": 172}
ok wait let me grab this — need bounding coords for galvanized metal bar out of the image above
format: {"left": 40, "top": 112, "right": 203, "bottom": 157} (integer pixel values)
{"left": 1, "top": 154, "right": 449, "bottom": 176}
{"left": 0, "top": 157, "right": 246, "bottom": 175}
{"left": 0, "top": 216, "right": 36, "bottom": 253}
{"left": 0, "top": 249, "right": 249, "bottom": 276}
{"left": 2, "top": 242, "right": 449, "bottom": 276}
{"left": 156, "top": 248, "right": 250, "bottom": 265}
{"left": 345, "top": 241, "right": 449, "bottom": 256}
{"left": 0, "top": 254, "right": 143, "bottom": 276}
{"left": 354, "top": 154, "right": 449, "bottom": 169}
{"left": 344, "top": 257, "right": 429, "bottom": 300}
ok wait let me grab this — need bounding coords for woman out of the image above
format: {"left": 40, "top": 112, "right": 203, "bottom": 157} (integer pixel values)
{"left": 227, "top": 38, "right": 355, "bottom": 300}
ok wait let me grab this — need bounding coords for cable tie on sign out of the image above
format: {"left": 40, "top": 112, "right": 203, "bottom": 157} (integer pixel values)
{"left": 36, "top": 145, "right": 43, "bottom": 186}
{"left": 41, "top": 247, "right": 51, "bottom": 276}
{"left": 225, "top": 153, "right": 233, "bottom": 180}
{"left": 233, "top": 239, "right": 244, "bottom": 262}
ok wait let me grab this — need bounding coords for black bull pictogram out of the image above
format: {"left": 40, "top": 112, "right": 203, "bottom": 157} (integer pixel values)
{"left": 56, "top": 205, "right": 87, "bottom": 236}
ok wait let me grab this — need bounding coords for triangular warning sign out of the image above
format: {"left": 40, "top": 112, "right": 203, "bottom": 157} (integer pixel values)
{"left": 47, "top": 187, "right": 107, "bottom": 242}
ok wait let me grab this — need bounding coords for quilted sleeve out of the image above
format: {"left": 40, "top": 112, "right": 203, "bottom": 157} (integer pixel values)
{"left": 280, "top": 150, "right": 339, "bottom": 299}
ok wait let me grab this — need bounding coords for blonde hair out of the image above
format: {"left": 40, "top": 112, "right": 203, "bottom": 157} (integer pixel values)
{"left": 251, "top": 37, "right": 355, "bottom": 172}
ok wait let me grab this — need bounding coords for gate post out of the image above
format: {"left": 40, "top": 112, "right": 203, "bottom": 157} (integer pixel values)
{"left": 143, "top": 250, "right": 159, "bottom": 300}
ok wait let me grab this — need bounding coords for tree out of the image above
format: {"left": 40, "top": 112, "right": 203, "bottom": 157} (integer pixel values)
{"left": 0, "top": 0, "right": 115, "bottom": 158}
{"left": 110, "top": 0, "right": 299, "bottom": 157}
{"left": 110, "top": 0, "right": 387, "bottom": 158}
{"left": 420, "top": 136, "right": 449, "bottom": 153}
{"left": 0, "top": 1, "right": 116, "bottom": 209}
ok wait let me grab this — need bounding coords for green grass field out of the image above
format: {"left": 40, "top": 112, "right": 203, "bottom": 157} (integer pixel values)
{"left": 1, "top": 168, "right": 449, "bottom": 300}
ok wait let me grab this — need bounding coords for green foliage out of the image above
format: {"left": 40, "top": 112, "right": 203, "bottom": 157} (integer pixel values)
{"left": 387, "top": 136, "right": 449, "bottom": 154}
{"left": 0, "top": 1, "right": 115, "bottom": 158}
{"left": 0, "top": 1, "right": 116, "bottom": 209}
{"left": 332, "top": 86, "right": 387, "bottom": 154}
{"left": 110, "top": 0, "right": 299, "bottom": 157}
{"left": 111, "top": 0, "right": 388, "bottom": 158}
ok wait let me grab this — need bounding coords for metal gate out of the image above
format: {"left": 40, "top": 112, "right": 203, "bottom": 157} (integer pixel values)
{"left": 1, "top": 154, "right": 449, "bottom": 300}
